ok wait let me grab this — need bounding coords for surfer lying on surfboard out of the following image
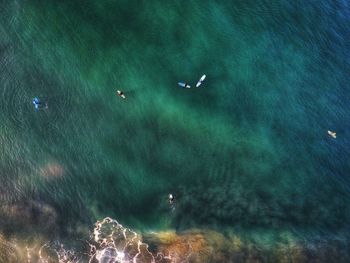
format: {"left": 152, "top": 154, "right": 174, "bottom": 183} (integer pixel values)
{"left": 178, "top": 82, "right": 191, "bottom": 89}
{"left": 168, "top": 194, "right": 175, "bottom": 205}
{"left": 328, "top": 130, "right": 336, "bottom": 139}
{"left": 117, "top": 90, "right": 126, "bottom": 99}
{"left": 168, "top": 193, "right": 176, "bottom": 212}
{"left": 32, "top": 97, "right": 48, "bottom": 110}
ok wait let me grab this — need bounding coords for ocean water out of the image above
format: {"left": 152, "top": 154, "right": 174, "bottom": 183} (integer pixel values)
{"left": 1, "top": 0, "right": 350, "bottom": 262}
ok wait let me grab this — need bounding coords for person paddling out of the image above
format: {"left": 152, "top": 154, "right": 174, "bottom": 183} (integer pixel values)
{"left": 117, "top": 90, "right": 126, "bottom": 99}
{"left": 328, "top": 130, "right": 336, "bottom": 139}
{"left": 32, "top": 97, "right": 48, "bottom": 110}
{"left": 178, "top": 82, "right": 191, "bottom": 89}
{"left": 168, "top": 194, "right": 175, "bottom": 205}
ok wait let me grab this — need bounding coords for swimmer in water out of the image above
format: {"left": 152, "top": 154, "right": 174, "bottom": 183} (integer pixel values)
{"left": 117, "top": 90, "right": 126, "bottom": 99}
{"left": 328, "top": 130, "right": 336, "bottom": 139}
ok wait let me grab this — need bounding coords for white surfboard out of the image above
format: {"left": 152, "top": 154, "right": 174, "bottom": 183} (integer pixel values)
{"left": 327, "top": 130, "right": 336, "bottom": 138}
{"left": 196, "top": 74, "right": 206, "bottom": 87}
{"left": 117, "top": 90, "right": 126, "bottom": 99}
{"left": 178, "top": 82, "right": 191, "bottom": 89}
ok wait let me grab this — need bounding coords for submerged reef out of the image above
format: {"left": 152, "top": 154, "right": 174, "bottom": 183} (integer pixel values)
{"left": 0, "top": 200, "right": 57, "bottom": 234}
{"left": 0, "top": 217, "right": 349, "bottom": 262}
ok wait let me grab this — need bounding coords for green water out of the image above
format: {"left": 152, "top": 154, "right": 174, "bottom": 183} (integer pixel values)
{"left": 1, "top": 0, "right": 350, "bottom": 261}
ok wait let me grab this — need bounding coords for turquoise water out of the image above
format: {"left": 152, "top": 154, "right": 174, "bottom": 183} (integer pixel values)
{"left": 1, "top": 0, "right": 350, "bottom": 262}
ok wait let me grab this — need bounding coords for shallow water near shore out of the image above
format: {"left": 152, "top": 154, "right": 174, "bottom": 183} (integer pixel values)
{"left": 1, "top": 0, "right": 350, "bottom": 262}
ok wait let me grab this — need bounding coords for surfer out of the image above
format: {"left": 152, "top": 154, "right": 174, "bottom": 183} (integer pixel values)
{"left": 32, "top": 97, "right": 48, "bottom": 110}
{"left": 178, "top": 82, "right": 191, "bottom": 89}
{"left": 168, "top": 193, "right": 175, "bottom": 212}
{"left": 33, "top": 97, "right": 41, "bottom": 109}
{"left": 117, "top": 90, "right": 126, "bottom": 99}
{"left": 168, "top": 194, "right": 175, "bottom": 205}
{"left": 328, "top": 130, "right": 336, "bottom": 139}
{"left": 196, "top": 74, "right": 206, "bottom": 87}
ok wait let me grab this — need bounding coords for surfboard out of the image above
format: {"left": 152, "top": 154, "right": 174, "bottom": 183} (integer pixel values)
{"left": 327, "top": 130, "right": 336, "bottom": 138}
{"left": 196, "top": 74, "right": 206, "bottom": 87}
{"left": 117, "top": 90, "right": 126, "bottom": 99}
{"left": 33, "top": 97, "right": 47, "bottom": 109}
{"left": 178, "top": 82, "right": 191, "bottom": 89}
